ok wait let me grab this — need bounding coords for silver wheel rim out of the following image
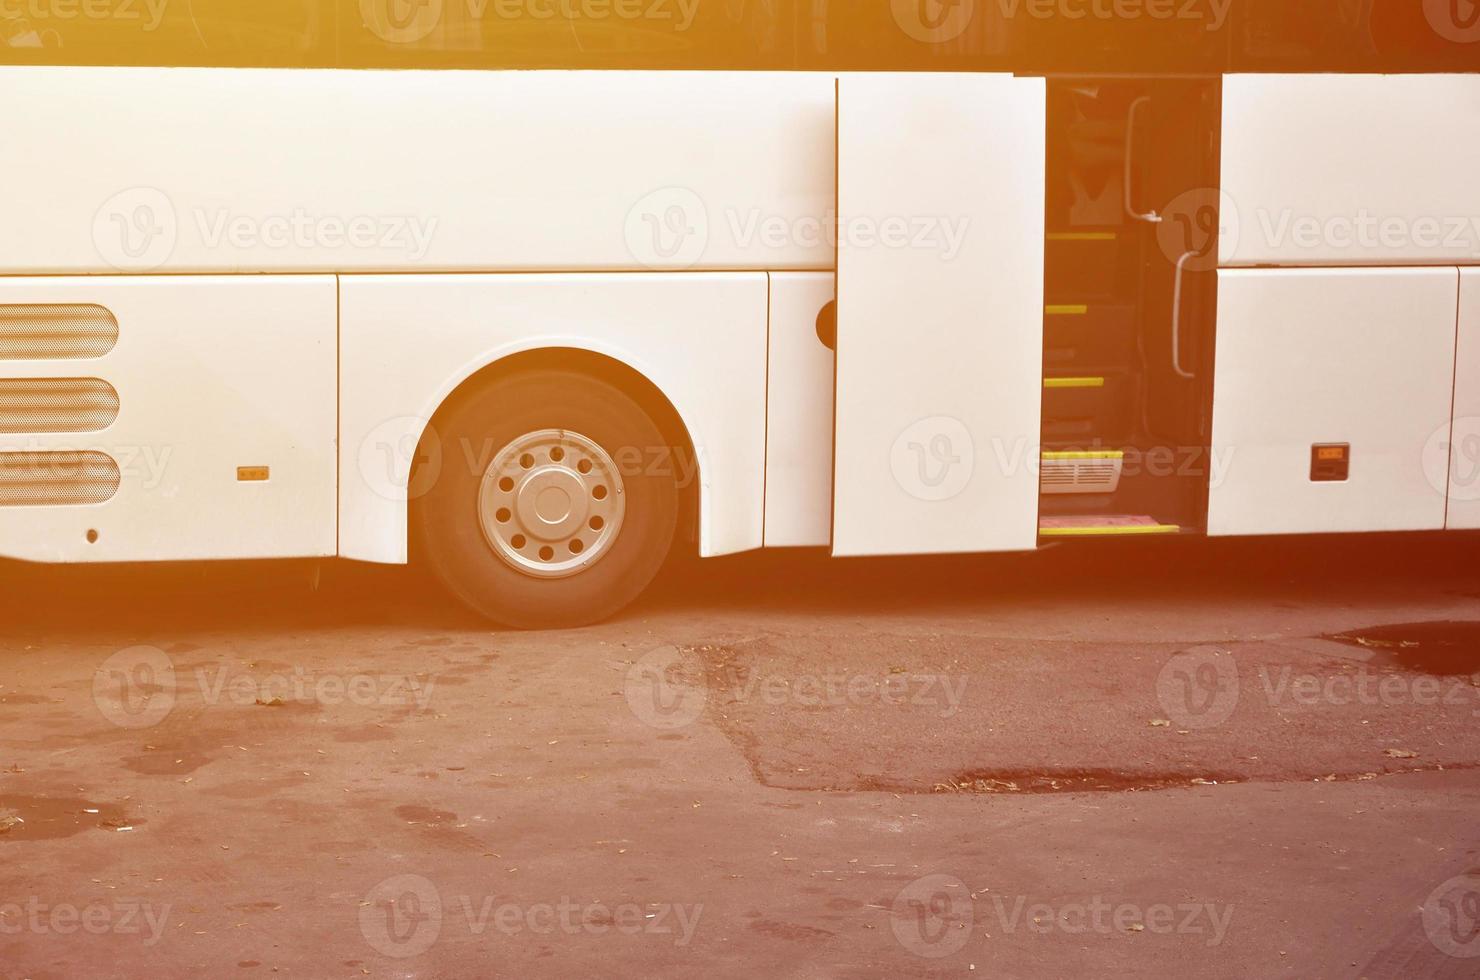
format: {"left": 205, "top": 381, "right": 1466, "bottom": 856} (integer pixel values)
{"left": 478, "top": 429, "right": 626, "bottom": 579}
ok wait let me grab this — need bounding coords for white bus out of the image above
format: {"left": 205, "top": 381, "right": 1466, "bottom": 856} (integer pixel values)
{"left": 1, "top": 2, "right": 1477, "bottom": 627}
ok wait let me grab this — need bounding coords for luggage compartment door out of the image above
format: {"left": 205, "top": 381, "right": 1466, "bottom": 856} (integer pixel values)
{"left": 833, "top": 73, "right": 1046, "bottom": 556}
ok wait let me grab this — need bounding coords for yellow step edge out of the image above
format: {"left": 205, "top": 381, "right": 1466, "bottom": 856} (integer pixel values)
{"left": 1040, "top": 524, "right": 1181, "bottom": 537}
{"left": 1044, "top": 377, "right": 1105, "bottom": 389}
{"left": 1045, "top": 304, "right": 1089, "bottom": 316}
{"left": 1046, "top": 232, "right": 1118, "bottom": 242}
{"left": 1041, "top": 451, "right": 1124, "bottom": 461}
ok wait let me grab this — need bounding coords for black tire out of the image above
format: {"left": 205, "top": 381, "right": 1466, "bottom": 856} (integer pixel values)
{"left": 413, "top": 369, "right": 679, "bottom": 629}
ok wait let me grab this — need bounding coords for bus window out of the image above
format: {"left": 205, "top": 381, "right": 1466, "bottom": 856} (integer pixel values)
{"left": 1233, "top": 0, "right": 1480, "bottom": 72}
{"left": 0, "top": 0, "right": 332, "bottom": 67}
{"left": 339, "top": 0, "right": 803, "bottom": 70}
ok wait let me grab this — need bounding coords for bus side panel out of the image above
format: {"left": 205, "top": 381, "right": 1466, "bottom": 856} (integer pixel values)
{"left": 1208, "top": 268, "right": 1458, "bottom": 537}
{"left": 1221, "top": 74, "right": 1480, "bottom": 267}
{"left": 1446, "top": 270, "right": 1480, "bottom": 530}
{"left": 764, "top": 272, "right": 835, "bottom": 549}
{"left": 0, "top": 67, "right": 835, "bottom": 276}
{"left": 0, "top": 276, "right": 337, "bottom": 562}
{"left": 338, "top": 273, "right": 769, "bottom": 565}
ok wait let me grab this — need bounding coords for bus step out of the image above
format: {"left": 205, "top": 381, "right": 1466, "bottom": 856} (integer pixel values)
{"left": 1041, "top": 450, "right": 1123, "bottom": 496}
{"left": 1045, "top": 231, "right": 1118, "bottom": 242}
{"left": 1044, "top": 376, "right": 1104, "bottom": 389}
{"left": 1039, "top": 515, "right": 1181, "bottom": 537}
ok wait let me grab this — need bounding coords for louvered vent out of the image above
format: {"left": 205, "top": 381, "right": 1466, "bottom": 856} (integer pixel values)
{"left": 0, "top": 379, "right": 120, "bottom": 434}
{"left": 1041, "top": 454, "right": 1124, "bottom": 496}
{"left": 0, "top": 451, "right": 120, "bottom": 506}
{"left": 0, "top": 305, "right": 119, "bottom": 360}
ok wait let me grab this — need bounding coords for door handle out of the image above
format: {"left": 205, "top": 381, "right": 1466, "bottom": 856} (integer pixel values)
{"left": 1124, "top": 97, "right": 1162, "bottom": 225}
{"left": 1170, "top": 251, "right": 1197, "bottom": 380}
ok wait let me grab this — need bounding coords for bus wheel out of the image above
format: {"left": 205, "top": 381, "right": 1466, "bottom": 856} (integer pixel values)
{"left": 414, "top": 369, "right": 679, "bottom": 630}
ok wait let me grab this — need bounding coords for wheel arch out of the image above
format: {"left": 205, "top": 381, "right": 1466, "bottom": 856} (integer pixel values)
{"left": 408, "top": 345, "right": 702, "bottom": 557}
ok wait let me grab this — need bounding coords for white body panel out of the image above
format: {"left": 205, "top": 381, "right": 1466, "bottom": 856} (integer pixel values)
{"left": 1208, "top": 268, "right": 1459, "bottom": 537}
{"left": 1446, "top": 270, "right": 1480, "bottom": 529}
{"left": 1221, "top": 74, "right": 1480, "bottom": 267}
{"left": 764, "top": 273, "right": 836, "bottom": 548}
{"left": 339, "top": 274, "right": 769, "bottom": 564}
{"left": 0, "top": 68, "right": 836, "bottom": 275}
{"left": 0, "top": 277, "right": 336, "bottom": 562}
{"left": 833, "top": 73, "right": 1045, "bottom": 557}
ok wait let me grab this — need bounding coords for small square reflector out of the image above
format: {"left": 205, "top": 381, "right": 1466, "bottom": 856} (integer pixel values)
{"left": 237, "top": 466, "right": 270, "bottom": 482}
{"left": 1310, "top": 445, "right": 1350, "bottom": 482}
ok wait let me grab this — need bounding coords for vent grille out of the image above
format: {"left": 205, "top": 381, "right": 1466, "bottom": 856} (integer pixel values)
{"left": 0, "top": 451, "right": 120, "bottom": 506}
{"left": 0, "top": 305, "right": 119, "bottom": 360}
{"left": 1041, "top": 454, "right": 1124, "bottom": 496}
{"left": 0, "top": 379, "right": 120, "bottom": 434}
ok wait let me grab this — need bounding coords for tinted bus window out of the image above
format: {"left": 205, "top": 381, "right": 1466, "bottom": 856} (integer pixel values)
{"left": 340, "top": 0, "right": 806, "bottom": 69}
{"left": 0, "top": 0, "right": 333, "bottom": 67}
{"left": 1232, "top": 0, "right": 1480, "bottom": 71}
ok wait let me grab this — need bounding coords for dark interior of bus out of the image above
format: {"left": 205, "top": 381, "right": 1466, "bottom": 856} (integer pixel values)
{"left": 1038, "top": 77, "right": 1221, "bottom": 535}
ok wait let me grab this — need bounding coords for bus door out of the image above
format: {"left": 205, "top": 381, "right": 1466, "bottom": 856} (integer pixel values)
{"left": 832, "top": 73, "right": 1046, "bottom": 557}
